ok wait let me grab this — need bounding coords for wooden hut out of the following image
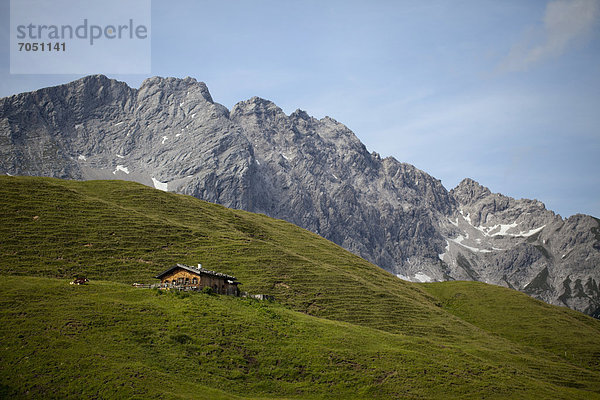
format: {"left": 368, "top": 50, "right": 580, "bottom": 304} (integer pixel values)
{"left": 155, "top": 263, "right": 240, "bottom": 295}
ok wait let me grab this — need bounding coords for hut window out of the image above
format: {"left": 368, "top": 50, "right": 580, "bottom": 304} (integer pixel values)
{"left": 192, "top": 278, "right": 198, "bottom": 284}
{"left": 177, "top": 277, "right": 183, "bottom": 285}
{"left": 185, "top": 277, "right": 190, "bottom": 284}
{"left": 164, "top": 280, "right": 169, "bottom": 285}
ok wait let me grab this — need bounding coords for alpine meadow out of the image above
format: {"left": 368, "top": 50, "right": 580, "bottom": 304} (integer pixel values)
{"left": 1, "top": 176, "right": 600, "bottom": 399}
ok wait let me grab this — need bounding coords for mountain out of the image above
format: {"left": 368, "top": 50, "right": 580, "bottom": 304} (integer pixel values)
{"left": 447, "top": 179, "right": 600, "bottom": 317}
{"left": 1, "top": 75, "right": 599, "bottom": 317}
{"left": 1, "top": 176, "right": 600, "bottom": 399}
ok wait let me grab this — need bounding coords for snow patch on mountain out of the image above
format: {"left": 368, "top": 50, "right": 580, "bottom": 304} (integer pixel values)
{"left": 414, "top": 272, "right": 433, "bottom": 282}
{"left": 113, "top": 165, "right": 129, "bottom": 174}
{"left": 449, "top": 235, "right": 492, "bottom": 253}
{"left": 518, "top": 225, "right": 546, "bottom": 237}
{"left": 151, "top": 177, "right": 168, "bottom": 192}
{"left": 439, "top": 240, "right": 449, "bottom": 261}
{"left": 396, "top": 272, "right": 433, "bottom": 283}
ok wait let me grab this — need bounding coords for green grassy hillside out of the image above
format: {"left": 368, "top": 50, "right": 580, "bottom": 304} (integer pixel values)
{"left": 1, "top": 176, "right": 600, "bottom": 399}
{"left": 0, "top": 176, "right": 461, "bottom": 336}
{"left": 421, "top": 281, "right": 600, "bottom": 371}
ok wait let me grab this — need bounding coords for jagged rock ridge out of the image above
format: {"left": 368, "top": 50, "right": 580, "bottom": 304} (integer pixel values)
{"left": 1, "top": 75, "right": 599, "bottom": 317}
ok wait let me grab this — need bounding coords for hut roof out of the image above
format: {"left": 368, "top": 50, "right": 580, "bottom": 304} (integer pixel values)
{"left": 155, "top": 263, "right": 239, "bottom": 283}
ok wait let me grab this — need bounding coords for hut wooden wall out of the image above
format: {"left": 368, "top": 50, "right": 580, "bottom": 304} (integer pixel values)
{"left": 160, "top": 267, "right": 238, "bottom": 295}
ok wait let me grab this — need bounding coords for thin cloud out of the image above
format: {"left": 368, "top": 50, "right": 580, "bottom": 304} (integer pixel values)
{"left": 499, "top": 0, "right": 600, "bottom": 72}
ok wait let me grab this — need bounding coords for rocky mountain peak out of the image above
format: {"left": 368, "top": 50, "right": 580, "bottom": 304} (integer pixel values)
{"left": 78, "top": 73, "right": 119, "bottom": 87}
{"left": 230, "top": 96, "right": 285, "bottom": 121}
{"left": 48, "top": 74, "right": 133, "bottom": 106}
{"left": 138, "top": 76, "right": 213, "bottom": 103}
{"left": 451, "top": 178, "right": 492, "bottom": 206}
{"left": 290, "top": 109, "right": 311, "bottom": 121}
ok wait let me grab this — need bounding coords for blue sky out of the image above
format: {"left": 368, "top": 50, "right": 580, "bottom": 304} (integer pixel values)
{"left": 1, "top": 0, "right": 599, "bottom": 218}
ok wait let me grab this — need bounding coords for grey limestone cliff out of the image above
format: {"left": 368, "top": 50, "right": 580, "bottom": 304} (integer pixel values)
{"left": 445, "top": 179, "right": 600, "bottom": 317}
